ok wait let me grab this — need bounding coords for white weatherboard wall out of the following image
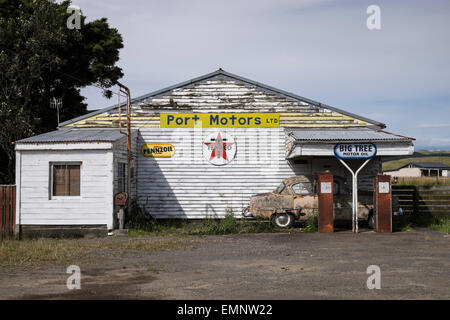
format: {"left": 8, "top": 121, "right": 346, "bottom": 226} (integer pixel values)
{"left": 16, "top": 149, "right": 114, "bottom": 229}
{"left": 136, "top": 127, "right": 381, "bottom": 219}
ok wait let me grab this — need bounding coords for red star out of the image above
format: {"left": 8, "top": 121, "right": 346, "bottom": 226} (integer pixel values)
{"left": 204, "top": 132, "right": 234, "bottom": 161}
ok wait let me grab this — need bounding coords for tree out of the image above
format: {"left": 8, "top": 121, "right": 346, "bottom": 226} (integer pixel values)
{"left": 0, "top": 0, "right": 124, "bottom": 183}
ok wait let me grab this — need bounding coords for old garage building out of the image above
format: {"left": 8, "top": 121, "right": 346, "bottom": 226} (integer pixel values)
{"left": 15, "top": 69, "right": 414, "bottom": 236}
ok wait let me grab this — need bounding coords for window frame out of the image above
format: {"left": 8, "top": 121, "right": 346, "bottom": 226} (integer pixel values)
{"left": 291, "top": 181, "right": 313, "bottom": 195}
{"left": 117, "top": 162, "right": 127, "bottom": 193}
{"left": 49, "top": 162, "right": 82, "bottom": 199}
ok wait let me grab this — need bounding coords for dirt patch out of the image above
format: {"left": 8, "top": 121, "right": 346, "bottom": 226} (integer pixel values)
{"left": 0, "top": 230, "right": 449, "bottom": 299}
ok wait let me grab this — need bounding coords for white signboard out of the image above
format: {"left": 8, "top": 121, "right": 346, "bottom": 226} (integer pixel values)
{"left": 320, "top": 182, "right": 332, "bottom": 194}
{"left": 334, "top": 143, "right": 377, "bottom": 159}
{"left": 378, "top": 182, "right": 390, "bottom": 194}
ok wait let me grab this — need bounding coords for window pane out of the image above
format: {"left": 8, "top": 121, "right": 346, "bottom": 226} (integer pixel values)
{"left": 118, "top": 163, "right": 126, "bottom": 193}
{"left": 292, "top": 182, "right": 312, "bottom": 195}
{"left": 53, "top": 165, "right": 67, "bottom": 196}
{"left": 52, "top": 164, "right": 80, "bottom": 197}
{"left": 275, "top": 183, "right": 285, "bottom": 194}
{"left": 333, "top": 182, "right": 339, "bottom": 195}
{"left": 68, "top": 165, "right": 80, "bottom": 196}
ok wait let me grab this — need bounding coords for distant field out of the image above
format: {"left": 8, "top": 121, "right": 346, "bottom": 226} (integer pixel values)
{"left": 393, "top": 176, "right": 450, "bottom": 186}
{"left": 382, "top": 150, "right": 450, "bottom": 171}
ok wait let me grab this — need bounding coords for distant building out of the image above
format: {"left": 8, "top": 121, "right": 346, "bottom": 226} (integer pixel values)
{"left": 384, "top": 162, "right": 449, "bottom": 177}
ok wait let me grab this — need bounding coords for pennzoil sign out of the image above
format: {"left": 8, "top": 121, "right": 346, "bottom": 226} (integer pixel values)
{"left": 141, "top": 144, "right": 175, "bottom": 157}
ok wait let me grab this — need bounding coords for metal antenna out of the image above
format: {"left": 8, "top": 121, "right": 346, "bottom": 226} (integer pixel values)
{"left": 50, "top": 97, "right": 63, "bottom": 127}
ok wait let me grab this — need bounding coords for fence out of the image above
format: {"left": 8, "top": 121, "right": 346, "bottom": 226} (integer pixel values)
{"left": 392, "top": 185, "right": 450, "bottom": 215}
{"left": 0, "top": 185, "right": 16, "bottom": 239}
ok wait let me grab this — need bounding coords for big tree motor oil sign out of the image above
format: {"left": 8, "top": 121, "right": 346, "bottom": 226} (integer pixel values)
{"left": 334, "top": 143, "right": 377, "bottom": 159}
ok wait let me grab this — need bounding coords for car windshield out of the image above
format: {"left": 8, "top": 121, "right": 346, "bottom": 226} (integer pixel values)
{"left": 292, "top": 182, "right": 313, "bottom": 195}
{"left": 274, "top": 183, "right": 285, "bottom": 194}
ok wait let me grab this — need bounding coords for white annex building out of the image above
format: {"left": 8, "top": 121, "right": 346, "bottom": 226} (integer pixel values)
{"left": 15, "top": 70, "right": 414, "bottom": 236}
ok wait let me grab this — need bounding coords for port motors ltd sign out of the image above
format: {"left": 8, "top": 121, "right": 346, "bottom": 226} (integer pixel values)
{"left": 334, "top": 143, "right": 377, "bottom": 159}
{"left": 160, "top": 113, "right": 279, "bottom": 128}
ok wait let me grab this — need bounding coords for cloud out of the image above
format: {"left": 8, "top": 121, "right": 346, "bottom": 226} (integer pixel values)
{"left": 72, "top": 0, "right": 450, "bottom": 149}
{"left": 417, "top": 123, "right": 450, "bottom": 129}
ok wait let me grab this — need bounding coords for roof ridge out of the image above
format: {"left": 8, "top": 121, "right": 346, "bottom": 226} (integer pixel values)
{"left": 59, "top": 69, "right": 385, "bottom": 128}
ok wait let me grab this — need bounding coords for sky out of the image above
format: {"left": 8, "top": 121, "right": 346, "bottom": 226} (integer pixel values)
{"left": 70, "top": 0, "right": 450, "bottom": 150}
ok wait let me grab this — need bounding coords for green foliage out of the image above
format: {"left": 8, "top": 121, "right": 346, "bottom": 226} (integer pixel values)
{"left": 128, "top": 215, "right": 277, "bottom": 237}
{"left": 0, "top": 0, "right": 124, "bottom": 183}
{"left": 299, "top": 214, "right": 318, "bottom": 232}
{"left": 393, "top": 213, "right": 449, "bottom": 233}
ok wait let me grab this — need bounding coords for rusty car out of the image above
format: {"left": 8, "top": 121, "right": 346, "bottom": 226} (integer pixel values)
{"left": 243, "top": 175, "right": 399, "bottom": 228}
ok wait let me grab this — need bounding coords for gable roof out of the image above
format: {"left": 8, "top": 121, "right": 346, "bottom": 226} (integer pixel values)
{"left": 59, "top": 69, "right": 386, "bottom": 128}
{"left": 408, "top": 162, "right": 450, "bottom": 169}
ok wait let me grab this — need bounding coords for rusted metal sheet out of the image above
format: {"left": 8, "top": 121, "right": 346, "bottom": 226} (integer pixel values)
{"left": 318, "top": 172, "right": 334, "bottom": 232}
{"left": 0, "top": 185, "right": 16, "bottom": 239}
{"left": 374, "top": 175, "right": 392, "bottom": 232}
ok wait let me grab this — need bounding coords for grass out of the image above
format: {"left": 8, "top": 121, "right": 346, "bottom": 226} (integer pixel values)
{"left": 128, "top": 214, "right": 322, "bottom": 236}
{"left": 393, "top": 213, "right": 449, "bottom": 233}
{"left": 0, "top": 237, "right": 193, "bottom": 269}
{"left": 298, "top": 214, "right": 318, "bottom": 233}
{"left": 128, "top": 215, "right": 276, "bottom": 237}
{"left": 393, "top": 177, "right": 450, "bottom": 186}
{"left": 382, "top": 155, "right": 450, "bottom": 171}
{"left": 426, "top": 215, "right": 450, "bottom": 233}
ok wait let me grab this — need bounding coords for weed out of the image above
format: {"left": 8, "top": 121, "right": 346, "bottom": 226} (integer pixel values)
{"left": 299, "top": 214, "right": 318, "bottom": 233}
{"left": 393, "top": 213, "right": 449, "bottom": 233}
{"left": 0, "top": 237, "right": 193, "bottom": 269}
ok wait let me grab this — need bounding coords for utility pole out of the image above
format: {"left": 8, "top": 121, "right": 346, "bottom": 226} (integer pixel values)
{"left": 50, "top": 98, "right": 63, "bottom": 127}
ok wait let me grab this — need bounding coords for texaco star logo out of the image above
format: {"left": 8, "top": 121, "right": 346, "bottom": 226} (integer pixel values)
{"left": 202, "top": 131, "right": 237, "bottom": 166}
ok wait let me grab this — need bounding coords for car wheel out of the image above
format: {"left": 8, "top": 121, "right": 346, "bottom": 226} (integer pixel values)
{"left": 271, "top": 213, "right": 294, "bottom": 228}
{"left": 367, "top": 214, "right": 374, "bottom": 229}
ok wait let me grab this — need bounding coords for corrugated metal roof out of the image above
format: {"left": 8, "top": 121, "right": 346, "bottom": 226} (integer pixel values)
{"left": 17, "top": 128, "right": 126, "bottom": 143}
{"left": 59, "top": 69, "right": 386, "bottom": 128}
{"left": 289, "top": 129, "right": 414, "bottom": 141}
{"left": 409, "top": 162, "right": 450, "bottom": 169}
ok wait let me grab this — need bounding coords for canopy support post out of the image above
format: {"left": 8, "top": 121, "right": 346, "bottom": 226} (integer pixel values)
{"left": 337, "top": 158, "right": 371, "bottom": 233}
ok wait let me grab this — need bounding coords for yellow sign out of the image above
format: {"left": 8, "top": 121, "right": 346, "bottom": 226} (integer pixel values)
{"left": 141, "top": 144, "right": 175, "bottom": 157}
{"left": 160, "top": 113, "right": 279, "bottom": 128}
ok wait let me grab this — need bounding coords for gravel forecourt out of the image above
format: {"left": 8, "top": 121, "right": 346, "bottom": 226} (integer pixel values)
{"left": 0, "top": 229, "right": 448, "bottom": 299}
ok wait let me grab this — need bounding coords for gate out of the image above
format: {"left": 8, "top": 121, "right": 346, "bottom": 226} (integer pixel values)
{"left": 0, "top": 185, "right": 16, "bottom": 239}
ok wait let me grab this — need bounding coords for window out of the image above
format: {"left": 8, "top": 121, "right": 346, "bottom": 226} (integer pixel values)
{"left": 274, "top": 183, "right": 285, "bottom": 194}
{"left": 333, "top": 182, "right": 340, "bottom": 195}
{"left": 292, "top": 182, "right": 313, "bottom": 195}
{"left": 118, "top": 163, "right": 127, "bottom": 193}
{"left": 51, "top": 163, "right": 81, "bottom": 197}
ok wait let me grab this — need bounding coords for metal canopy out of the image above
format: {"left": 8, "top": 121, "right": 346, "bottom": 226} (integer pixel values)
{"left": 286, "top": 128, "right": 414, "bottom": 158}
